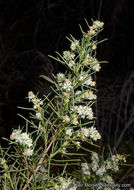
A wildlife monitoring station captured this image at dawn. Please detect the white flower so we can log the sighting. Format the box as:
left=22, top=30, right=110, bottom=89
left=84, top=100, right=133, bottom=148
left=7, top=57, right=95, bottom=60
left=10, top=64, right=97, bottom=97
left=91, top=161, right=99, bottom=172
left=62, top=148, right=66, bottom=154
left=105, top=154, right=126, bottom=172
left=111, top=154, right=126, bottom=163
left=79, top=73, right=85, bottom=81
left=89, top=126, right=101, bottom=141
left=105, top=160, right=119, bottom=171
left=70, top=40, right=79, bottom=50
left=23, top=148, right=33, bottom=156
left=66, top=129, right=73, bottom=137
left=105, top=160, right=113, bottom=170
left=81, top=162, right=89, bottom=170
left=20, top=133, right=33, bottom=147
left=81, top=127, right=101, bottom=140
left=36, top=112, right=42, bottom=119
left=81, top=127, right=90, bottom=137
left=63, top=51, right=70, bottom=60
left=40, top=100, right=43, bottom=106
left=96, top=165, right=106, bottom=176
left=83, top=55, right=100, bottom=73
left=83, top=90, right=96, bottom=100
left=77, top=105, right=93, bottom=120
left=25, top=138, right=33, bottom=148
left=68, top=60, right=75, bottom=67
left=72, top=116, right=79, bottom=125
left=75, top=141, right=81, bottom=147
left=87, top=21, right=104, bottom=37
left=77, top=105, right=86, bottom=118
left=61, top=182, right=70, bottom=190
left=63, top=51, right=75, bottom=60
left=92, top=63, right=101, bottom=72
left=10, top=129, right=33, bottom=149
left=69, top=187, right=77, bottom=190
left=28, top=91, right=36, bottom=100
left=75, top=90, right=81, bottom=95
left=83, top=54, right=93, bottom=65
left=75, top=90, right=96, bottom=101
left=88, top=28, right=96, bottom=36
left=58, top=177, right=76, bottom=190
left=92, top=44, right=97, bottom=50
left=93, top=20, right=104, bottom=29
left=91, top=152, right=99, bottom=162
left=10, top=129, right=22, bottom=140
left=102, top=175, right=114, bottom=183
left=83, top=170, right=91, bottom=176
left=87, top=90, right=96, bottom=100
left=63, top=115, right=70, bottom=123
left=20, top=132, right=29, bottom=140
left=86, top=76, right=96, bottom=86
left=81, top=163, right=90, bottom=176
left=57, top=73, right=65, bottom=82
left=28, top=91, right=43, bottom=109
left=62, top=79, right=73, bottom=92
left=79, top=72, right=96, bottom=86
left=85, top=90, right=97, bottom=100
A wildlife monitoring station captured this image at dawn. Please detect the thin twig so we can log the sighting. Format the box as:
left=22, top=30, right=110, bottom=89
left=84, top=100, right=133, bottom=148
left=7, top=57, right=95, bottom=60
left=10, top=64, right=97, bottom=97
left=119, top=166, right=134, bottom=183
left=22, top=130, right=58, bottom=190
left=50, top=163, right=80, bottom=166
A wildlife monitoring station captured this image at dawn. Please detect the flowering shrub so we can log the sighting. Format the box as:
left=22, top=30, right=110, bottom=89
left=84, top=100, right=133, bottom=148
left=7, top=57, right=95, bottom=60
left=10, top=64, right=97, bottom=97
left=0, top=20, right=126, bottom=190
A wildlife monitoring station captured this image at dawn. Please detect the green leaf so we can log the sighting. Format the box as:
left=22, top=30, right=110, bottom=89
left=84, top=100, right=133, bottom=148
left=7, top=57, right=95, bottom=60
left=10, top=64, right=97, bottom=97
left=40, top=75, right=55, bottom=84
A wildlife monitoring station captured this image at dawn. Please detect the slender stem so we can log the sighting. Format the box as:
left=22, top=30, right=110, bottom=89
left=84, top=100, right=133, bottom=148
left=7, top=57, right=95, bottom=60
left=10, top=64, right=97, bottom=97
left=22, top=130, right=57, bottom=190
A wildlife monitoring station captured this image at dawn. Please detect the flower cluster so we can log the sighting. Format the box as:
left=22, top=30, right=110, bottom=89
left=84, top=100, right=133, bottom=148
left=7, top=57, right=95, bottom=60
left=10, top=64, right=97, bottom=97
left=63, top=51, right=76, bottom=68
left=57, top=73, right=73, bottom=92
left=79, top=72, right=96, bottom=87
left=105, top=154, right=126, bottom=171
left=75, top=90, right=97, bottom=101
left=0, top=158, right=8, bottom=170
left=28, top=91, right=43, bottom=109
left=53, top=177, right=77, bottom=190
left=81, top=152, right=126, bottom=184
left=81, top=163, right=91, bottom=176
left=76, top=105, right=94, bottom=120
left=10, top=129, right=33, bottom=156
left=28, top=91, right=43, bottom=119
left=63, top=124, right=101, bottom=142
left=90, top=152, right=99, bottom=172
left=80, top=126, right=101, bottom=141
left=65, top=128, right=73, bottom=137
left=55, top=20, right=103, bottom=144
left=82, top=55, right=101, bottom=72
left=88, top=20, right=104, bottom=36
left=62, top=115, right=70, bottom=123
left=70, top=39, right=79, bottom=51
left=63, top=51, right=75, bottom=61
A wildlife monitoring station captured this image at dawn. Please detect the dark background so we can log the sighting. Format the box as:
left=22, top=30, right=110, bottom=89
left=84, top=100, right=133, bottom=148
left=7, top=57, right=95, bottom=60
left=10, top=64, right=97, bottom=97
left=0, top=0, right=134, bottom=183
